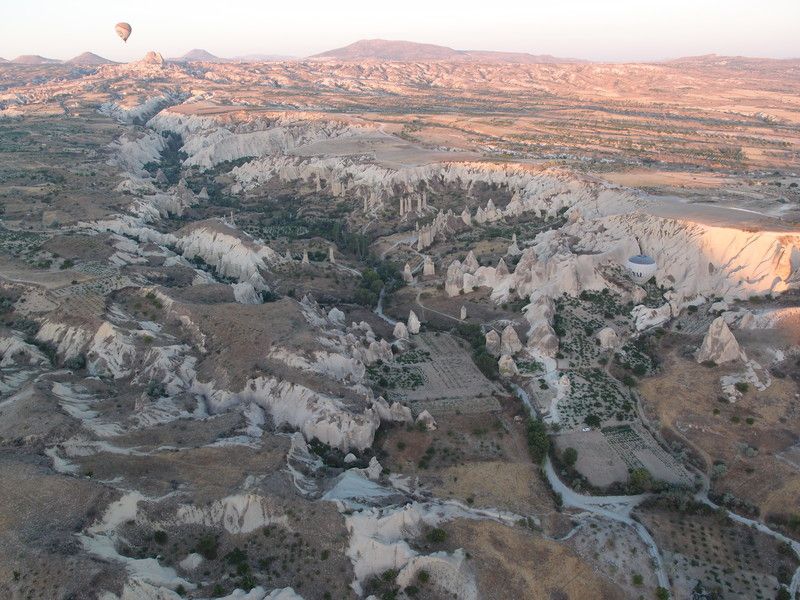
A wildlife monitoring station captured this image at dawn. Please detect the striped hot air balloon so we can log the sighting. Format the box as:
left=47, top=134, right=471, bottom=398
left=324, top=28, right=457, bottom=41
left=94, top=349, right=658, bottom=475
left=115, top=22, right=132, bottom=43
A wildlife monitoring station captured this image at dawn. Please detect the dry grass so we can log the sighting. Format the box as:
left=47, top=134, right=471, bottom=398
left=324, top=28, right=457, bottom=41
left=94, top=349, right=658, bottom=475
left=639, top=341, right=800, bottom=514
left=446, top=519, right=626, bottom=600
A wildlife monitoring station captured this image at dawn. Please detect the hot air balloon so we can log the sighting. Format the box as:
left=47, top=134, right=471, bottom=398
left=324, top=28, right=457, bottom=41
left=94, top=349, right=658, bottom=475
left=115, top=22, right=132, bottom=43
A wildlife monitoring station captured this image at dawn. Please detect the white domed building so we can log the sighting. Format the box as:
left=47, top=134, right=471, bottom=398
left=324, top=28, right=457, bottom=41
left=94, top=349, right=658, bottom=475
left=625, top=254, right=657, bottom=283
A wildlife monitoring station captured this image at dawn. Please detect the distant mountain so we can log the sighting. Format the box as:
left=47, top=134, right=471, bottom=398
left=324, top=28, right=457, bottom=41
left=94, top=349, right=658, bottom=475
left=66, top=52, right=114, bottom=65
left=310, top=39, right=583, bottom=63
left=171, top=49, right=228, bottom=63
left=11, top=55, right=61, bottom=65
left=666, top=53, right=800, bottom=67
left=0, top=57, right=8, bottom=63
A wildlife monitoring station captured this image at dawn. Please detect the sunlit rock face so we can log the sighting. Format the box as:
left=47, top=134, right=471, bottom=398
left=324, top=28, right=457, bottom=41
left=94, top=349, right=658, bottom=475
left=176, top=221, right=281, bottom=291
left=696, top=317, right=746, bottom=365
left=407, top=310, right=421, bottom=334
left=498, top=354, right=518, bottom=376
left=393, top=321, right=409, bottom=340
left=596, top=327, right=619, bottom=350
left=485, top=330, right=501, bottom=356
left=500, top=325, right=523, bottom=356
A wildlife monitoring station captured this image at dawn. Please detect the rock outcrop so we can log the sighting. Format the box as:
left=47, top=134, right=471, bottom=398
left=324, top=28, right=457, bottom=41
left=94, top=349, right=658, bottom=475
left=631, top=303, right=672, bottom=331
left=445, top=260, right=464, bottom=297
left=175, top=221, right=282, bottom=291
left=407, top=311, right=421, bottom=335
left=402, top=263, right=413, bottom=283
left=416, top=410, right=437, bottom=431
left=485, top=330, right=501, bottom=356
left=498, top=354, right=518, bottom=376
left=696, top=317, right=746, bottom=365
left=393, top=322, right=409, bottom=340
left=422, top=256, right=435, bottom=276
left=596, top=327, right=619, bottom=350
left=500, top=325, right=523, bottom=356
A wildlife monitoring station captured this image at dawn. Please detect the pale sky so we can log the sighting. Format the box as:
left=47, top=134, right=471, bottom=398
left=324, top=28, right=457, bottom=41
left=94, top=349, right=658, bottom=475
left=1, top=0, right=798, bottom=62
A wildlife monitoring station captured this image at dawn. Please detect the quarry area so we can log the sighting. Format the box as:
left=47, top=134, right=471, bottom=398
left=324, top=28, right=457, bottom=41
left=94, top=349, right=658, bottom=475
left=1, top=50, right=800, bottom=600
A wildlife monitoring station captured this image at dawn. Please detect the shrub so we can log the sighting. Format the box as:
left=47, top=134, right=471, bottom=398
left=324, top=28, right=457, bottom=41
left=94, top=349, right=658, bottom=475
left=64, top=353, right=86, bottom=370
left=196, top=535, right=218, bottom=560
left=628, top=468, right=653, bottom=493
left=147, top=380, right=167, bottom=398
left=562, top=447, right=578, bottom=468
left=426, top=528, right=447, bottom=543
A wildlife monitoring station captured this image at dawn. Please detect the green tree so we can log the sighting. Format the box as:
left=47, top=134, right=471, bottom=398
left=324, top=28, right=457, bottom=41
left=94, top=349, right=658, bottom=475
left=584, top=414, right=601, bottom=428
left=562, top=447, right=578, bottom=468
left=629, top=468, right=653, bottom=493
left=526, top=418, right=550, bottom=464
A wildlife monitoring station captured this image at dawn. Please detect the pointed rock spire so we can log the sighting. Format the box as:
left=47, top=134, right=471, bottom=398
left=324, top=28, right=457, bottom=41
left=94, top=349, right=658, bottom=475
left=393, top=321, right=409, bottom=340
left=407, top=310, right=421, bottom=335
left=423, top=256, right=435, bottom=277
left=485, top=330, right=501, bottom=356
left=402, top=262, right=413, bottom=283
left=496, top=257, right=510, bottom=278
left=464, top=250, right=479, bottom=273
left=500, top=324, right=522, bottom=355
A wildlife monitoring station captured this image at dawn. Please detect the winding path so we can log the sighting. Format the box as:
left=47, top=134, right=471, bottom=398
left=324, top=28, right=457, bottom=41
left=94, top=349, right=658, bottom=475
left=543, top=457, right=671, bottom=589
left=513, top=384, right=800, bottom=596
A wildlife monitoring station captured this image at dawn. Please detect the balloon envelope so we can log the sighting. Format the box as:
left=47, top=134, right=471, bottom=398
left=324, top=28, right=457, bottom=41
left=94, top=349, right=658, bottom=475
left=115, top=22, right=132, bottom=42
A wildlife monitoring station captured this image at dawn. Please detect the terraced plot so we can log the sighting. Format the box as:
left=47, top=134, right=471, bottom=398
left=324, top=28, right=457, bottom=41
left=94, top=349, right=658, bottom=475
left=392, top=332, right=500, bottom=416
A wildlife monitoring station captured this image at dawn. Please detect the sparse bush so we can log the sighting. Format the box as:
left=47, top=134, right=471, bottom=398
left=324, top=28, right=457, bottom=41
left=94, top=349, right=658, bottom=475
left=64, top=353, right=86, bottom=371
left=426, top=528, right=447, bottom=543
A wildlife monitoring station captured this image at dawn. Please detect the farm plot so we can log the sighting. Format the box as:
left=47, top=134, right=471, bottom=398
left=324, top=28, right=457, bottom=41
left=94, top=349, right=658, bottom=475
left=636, top=502, right=798, bottom=600
left=603, top=424, right=692, bottom=485
left=560, top=368, right=636, bottom=429
left=389, top=332, right=500, bottom=416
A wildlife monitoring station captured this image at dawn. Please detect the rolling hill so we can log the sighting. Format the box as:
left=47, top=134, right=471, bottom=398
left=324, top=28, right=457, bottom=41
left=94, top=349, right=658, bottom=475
left=11, top=55, right=61, bottom=65
left=172, top=49, right=227, bottom=63
left=311, top=39, right=582, bottom=63
left=65, top=52, right=114, bottom=65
